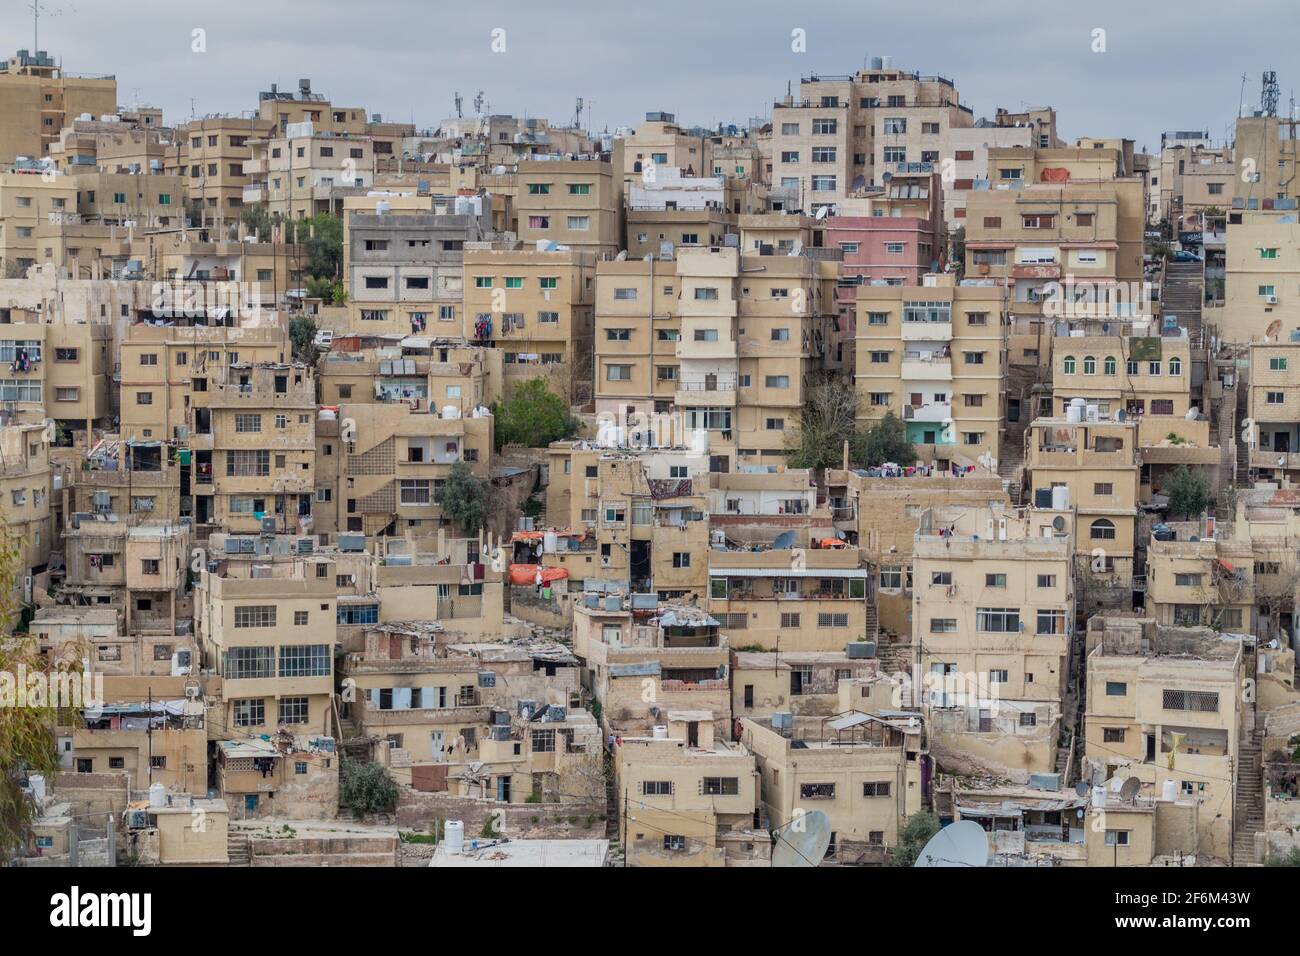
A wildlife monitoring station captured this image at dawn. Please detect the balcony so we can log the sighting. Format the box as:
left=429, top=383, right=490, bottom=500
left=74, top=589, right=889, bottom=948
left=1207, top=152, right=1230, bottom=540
left=1251, top=448, right=1300, bottom=471
left=903, top=402, right=952, bottom=423
left=901, top=320, right=952, bottom=342
left=242, top=185, right=265, bottom=204
left=676, top=379, right=737, bottom=407
left=900, top=354, right=952, bottom=381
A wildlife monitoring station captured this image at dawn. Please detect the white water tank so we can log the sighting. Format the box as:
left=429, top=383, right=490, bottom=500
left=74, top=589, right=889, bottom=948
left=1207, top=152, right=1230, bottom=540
left=445, top=819, right=465, bottom=854
left=1162, top=779, right=1178, bottom=802
left=1067, top=398, right=1085, bottom=423
left=1092, top=785, right=1106, bottom=808
left=1051, top=485, right=1069, bottom=510
left=653, top=725, right=669, bottom=739
left=29, top=774, right=46, bottom=803
left=543, top=530, right=558, bottom=553
left=1085, top=404, right=1100, bottom=422
left=442, top=405, right=460, bottom=420
left=148, top=782, right=166, bottom=808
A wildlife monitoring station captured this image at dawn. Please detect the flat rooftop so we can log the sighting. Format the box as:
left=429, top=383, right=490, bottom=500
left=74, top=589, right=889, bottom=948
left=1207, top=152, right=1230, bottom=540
left=430, top=838, right=609, bottom=867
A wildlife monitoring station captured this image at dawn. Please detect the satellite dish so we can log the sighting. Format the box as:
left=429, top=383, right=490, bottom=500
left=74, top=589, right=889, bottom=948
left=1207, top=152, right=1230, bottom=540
left=772, top=811, right=832, bottom=867
left=914, top=820, right=989, bottom=868
left=772, top=530, right=797, bottom=550
left=1119, top=777, right=1141, bottom=803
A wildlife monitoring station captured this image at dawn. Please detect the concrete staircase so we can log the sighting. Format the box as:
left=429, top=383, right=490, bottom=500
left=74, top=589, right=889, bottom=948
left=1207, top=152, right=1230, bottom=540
left=998, top=439, right=1025, bottom=506
left=226, top=830, right=251, bottom=867
left=1162, top=261, right=1204, bottom=345
left=864, top=603, right=879, bottom=643
left=1233, top=711, right=1266, bottom=866
left=604, top=750, right=624, bottom=865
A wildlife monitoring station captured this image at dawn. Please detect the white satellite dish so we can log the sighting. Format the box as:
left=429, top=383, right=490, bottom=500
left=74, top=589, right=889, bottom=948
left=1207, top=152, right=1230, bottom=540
left=771, top=810, right=832, bottom=867
left=914, top=820, right=989, bottom=868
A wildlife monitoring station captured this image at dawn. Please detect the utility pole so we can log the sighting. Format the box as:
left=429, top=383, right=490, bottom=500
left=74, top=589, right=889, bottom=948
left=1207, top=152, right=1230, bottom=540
left=147, top=686, right=153, bottom=785
left=622, top=786, right=627, bottom=867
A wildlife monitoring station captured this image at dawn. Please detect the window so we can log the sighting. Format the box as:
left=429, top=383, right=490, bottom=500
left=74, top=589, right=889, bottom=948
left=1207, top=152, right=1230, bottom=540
left=280, top=645, right=330, bottom=678
left=800, top=783, right=835, bottom=799
left=1090, top=518, right=1116, bottom=540
left=279, top=697, right=309, bottom=725
left=976, top=608, right=1020, bottom=632
left=1104, top=830, right=1131, bottom=847
left=1094, top=482, right=1113, bottom=496
left=702, top=777, right=739, bottom=795
left=235, top=414, right=261, bottom=433
left=817, top=613, right=850, bottom=628
left=1267, top=391, right=1285, bottom=405
left=606, top=365, right=632, bottom=382
left=1083, top=356, right=1097, bottom=374
left=234, top=606, right=276, bottom=628
left=771, top=328, right=790, bottom=342
left=606, top=327, right=631, bottom=341
left=693, top=287, right=719, bottom=301
left=672, top=552, right=691, bottom=569
left=988, top=669, right=1009, bottom=683
left=224, top=647, right=274, bottom=679
left=930, top=618, right=957, bottom=633
left=1021, top=214, right=1054, bottom=229
left=642, top=780, right=673, bottom=796
left=1036, top=609, right=1066, bottom=635
left=780, top=612, right=801, bottom=628
left=663, top=835, right=687, bottom=851
left=1019, top=713, right=1038, bottom=727
left=233, top=698, right=265, bottom=727
left=1162, top=690, right=1219, bottom=713
left=1105, top=681, right=1127, bottom=696
left=136, top=392, right=153, bottom=405
left=985, top=573, right=1007, bottom=587
left=1062, top=356, right=1077, bottom=374
left=227, top=449, right=269, bottom=477
left=765, top=375, right=789, bottom=389
left=1175, top=573, right=1203, bottom=587
left=1103, top=728, right=1126, bottom=743
left=862, top=782, right=891, bottom=797
left=1168, top=357, right=1182, bottom=376
left=879, top=567, right=902, bottom=590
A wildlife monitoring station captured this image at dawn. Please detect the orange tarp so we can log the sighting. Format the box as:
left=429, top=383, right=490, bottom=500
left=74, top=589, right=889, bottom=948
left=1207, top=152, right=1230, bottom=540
left=508, top=564, right=570, bottom=585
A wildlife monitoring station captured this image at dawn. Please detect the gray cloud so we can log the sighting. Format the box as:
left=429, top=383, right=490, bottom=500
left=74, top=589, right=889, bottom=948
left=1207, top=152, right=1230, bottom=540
left=22, top=0, right=1300, bottom=150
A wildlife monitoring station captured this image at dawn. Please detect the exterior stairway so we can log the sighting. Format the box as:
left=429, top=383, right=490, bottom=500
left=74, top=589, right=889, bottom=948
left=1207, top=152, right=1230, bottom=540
left=1233, top=725, right=1266, bottom=865
left=1162, top=261, right=1204, bottom=345
left=226, top=830, right=251, bottom=867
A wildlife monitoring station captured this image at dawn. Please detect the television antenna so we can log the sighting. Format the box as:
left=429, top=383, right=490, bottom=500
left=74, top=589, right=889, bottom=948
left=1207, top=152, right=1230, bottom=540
left=574, top=97, right=584, bottom=130
left=454, top=92, right=463, bottom=119
left=28, top=1, right=66, bottom=54
left=473, top=91, right=486, bottom=116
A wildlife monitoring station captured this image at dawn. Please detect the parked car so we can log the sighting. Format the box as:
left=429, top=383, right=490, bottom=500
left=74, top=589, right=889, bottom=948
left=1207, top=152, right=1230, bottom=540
left=1173, top=250, right=1202, bottom=263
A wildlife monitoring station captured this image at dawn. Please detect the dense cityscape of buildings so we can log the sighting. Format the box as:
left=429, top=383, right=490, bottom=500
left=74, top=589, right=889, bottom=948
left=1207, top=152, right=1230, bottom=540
left=2, top=40, right=1300, bottom=873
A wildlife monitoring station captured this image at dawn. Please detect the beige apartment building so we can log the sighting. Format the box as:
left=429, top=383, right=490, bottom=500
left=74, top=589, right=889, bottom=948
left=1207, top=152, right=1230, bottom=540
left=1233, top=113, right=1299, bottom=206
left=169, top=115, right=274, bottom=224
left=0, top=49, right=117, bottom=161
left=592, top=256, right=682, bottom=418
left=196, top=557, right=337, bottom=739
left=1245, top=339, right=1300, bottom=481
left=615, top=723, right=767, bottom=867
left=0, top=317, right=112, bottom=434
left=197, top=362, right=316, bottom=534
left=824, top=468, right=1008, bottom=639
left=516, top=149, right=623, bottom=256
left=1023, top=416, right=1140, bottom=582
left=572, top=598, right=731, bottom=742
left=913, top=505, right=1074, bottom=779
left=964, top=146, right=1144, bottom=322
left=0, top=417, right=52, bottom=573
left=1145, top=532, right=1254, bottom=633
left=1083, top=617, right=1243, bottom=861
left=741, top=711, right=925, bottom=861
left=317, top=335, right=502, bottom=415
left=855, top=277, right=1005, bottom=470
left=1220, top=210, right=1300, bottom=343
left=463, top=244, right=596, bottom=403
left=0, top=165, right=78, bottom=271
left=244, top=125, right=375, bottom=220
left=316, top=402, right=492, bottom=537
left=732, top=650, right=879, bottom=724
left=707, top=540, right=873, bottom=652
left=621, top=113, right=711, bottom=185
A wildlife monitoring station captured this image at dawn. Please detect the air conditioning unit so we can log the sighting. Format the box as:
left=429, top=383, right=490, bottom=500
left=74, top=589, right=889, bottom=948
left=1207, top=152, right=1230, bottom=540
left=1266, top=295, right=1279, bottom=305
left=296, top=537, right=314, bottom=554
left=260, top=516, right=277, bottom=534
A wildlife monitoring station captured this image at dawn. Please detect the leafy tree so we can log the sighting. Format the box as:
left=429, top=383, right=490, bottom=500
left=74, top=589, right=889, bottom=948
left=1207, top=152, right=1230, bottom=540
left=288, top=316, right=319, bottom=363
left=298, top=213, right=344, bottom=279
left=1265, top=848, right=1300, bottom=866
left=435, top=462, right=490, bottom=534
left=858, top=411, right=917, bottom=467
left=890, top=810, right=941, bottom=867
left=339, top=757, right=399, bottom=819
left=0, top=524, right=80, bottom=857
left=949, top=225, right=966, bottom=277
left=784, top=379, right=859, bottom=471
left=492, top=378, right=578, bottom=450
left=1165, top=465, right=1209, bottom=520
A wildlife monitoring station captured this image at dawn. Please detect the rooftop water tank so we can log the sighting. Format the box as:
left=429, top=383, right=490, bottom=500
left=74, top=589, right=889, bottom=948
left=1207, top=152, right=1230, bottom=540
left=1162, top=779, right=1178, bottom=802
left=652, top=725, right=669, bottom=739
left=1051, top=485, right=1069, bottom=510
left=149, top=782, right=166, bottom=808
left=445, top=820, right=465, bottom=854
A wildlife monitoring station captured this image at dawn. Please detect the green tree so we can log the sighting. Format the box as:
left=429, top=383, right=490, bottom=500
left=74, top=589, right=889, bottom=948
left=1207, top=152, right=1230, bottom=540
left=949, top=225, right=966, bottom=277
left=890, top=810, right=941, bottom=867
left=492, top=378, right=578, bottom=450
left=298, top=213, right=343, bottom=279
left=858, top=411, right=917, bottom=467
left=339, top=758, right=399, bottom=819
left=288, top=315, right=319, bottom=363
left=1165, top=465, right=1209, bottom=520
left=435, top=462, right=490, bottom=534
left=0, top=523, right=80, bottom=857
left=783, top=379, right=859, bottom=471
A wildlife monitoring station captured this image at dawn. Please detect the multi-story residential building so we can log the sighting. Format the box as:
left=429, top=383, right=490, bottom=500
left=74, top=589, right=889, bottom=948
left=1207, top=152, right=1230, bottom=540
left=823, top=467, right=1008, bottom=640
left=244, top=122, right=374, bottom=220
left=912, top=504, right=1074, bottom=778
left=731, top=650, right=880, bottom=724
left=625, top=167, right=731, bottom=259
left=515, top=150, right=623, bottom=257
left=614, top=721, right=767, bottom=867
left=0, top=49, right=117, bottom=161
left=0, top=309, right=112, bottom=436
left=824, top=172, right=945, bottom=295
left=316, top=402, right=492, bottom=537
left=0, top=161, right=78, bottom=270
left=1145, top=530, right=1255, bottom=633
left=463, top=244, right=596, bottom=403
left=573, top=597, right=731, bottom=741
left=196, top=556, right=337, bottom=740
left=317, top=335, right=502, bottom=415
left=741, top=710, right=926, bottom=863
left=1023, top=415, right=1140, bottom=582
left=1233, top=112, right=1299, bottom=206
left=1220, top=209, right=1300, bottom=343
left=707, top=537, right=874, bottom=652
left=621, top=113, right=711, bottom=186
left=1083, top=616, right=1243, bottom=861
left=964, top=146, right=1145, bottom=334
left=855, top=275, right=1005, bottom=469
left=344, top=195, right=492, bottom=336
left=1049, top=323, right=1218, bottom=494
left=592, top=256, right=682, bottom=419
left=0, top=416, right=52, bottom=574
left=170, top=115, right=274, bottom=224
left=1246, top=339, right=1300, bottom=481
left=198, top=361, right=316, bottom=534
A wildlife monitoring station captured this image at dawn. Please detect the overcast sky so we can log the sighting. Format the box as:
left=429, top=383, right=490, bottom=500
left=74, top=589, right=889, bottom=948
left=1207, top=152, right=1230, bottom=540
left=13, top=0, right=1300, bottom=152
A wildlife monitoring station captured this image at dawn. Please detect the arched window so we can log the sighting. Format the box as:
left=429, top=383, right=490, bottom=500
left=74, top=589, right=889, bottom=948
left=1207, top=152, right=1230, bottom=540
left=1104, top=355, right=1117, bottom=375
left=1063, top=355, right=1076, bottom=375
left=1169, top=356, right=1182, bottom=376
left=1090, top=518, right=1116, bottom=540
left=1083, top=355, right=1097, bottom=374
